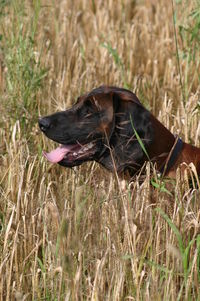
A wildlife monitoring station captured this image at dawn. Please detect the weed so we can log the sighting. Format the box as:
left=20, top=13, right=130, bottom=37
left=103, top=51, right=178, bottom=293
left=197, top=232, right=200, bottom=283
left=0, top=0, right=47, bottom=127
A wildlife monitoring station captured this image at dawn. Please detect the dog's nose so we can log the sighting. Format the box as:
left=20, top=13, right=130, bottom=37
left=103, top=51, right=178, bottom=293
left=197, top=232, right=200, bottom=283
left=38, top=117, right=51, bottom=132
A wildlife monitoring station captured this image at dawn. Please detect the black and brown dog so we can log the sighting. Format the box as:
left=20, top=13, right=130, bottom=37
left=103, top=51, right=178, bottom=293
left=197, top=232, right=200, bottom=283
left=39, top=86, right=200, bottom=179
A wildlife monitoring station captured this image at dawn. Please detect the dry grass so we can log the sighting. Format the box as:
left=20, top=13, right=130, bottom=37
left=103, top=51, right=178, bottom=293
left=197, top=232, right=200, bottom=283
left=0, top=0, right=200, bottom=300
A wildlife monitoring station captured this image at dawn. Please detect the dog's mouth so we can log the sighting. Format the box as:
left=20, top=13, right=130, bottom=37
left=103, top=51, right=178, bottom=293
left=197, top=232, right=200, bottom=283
left=43, top=142, right=96, bottom=164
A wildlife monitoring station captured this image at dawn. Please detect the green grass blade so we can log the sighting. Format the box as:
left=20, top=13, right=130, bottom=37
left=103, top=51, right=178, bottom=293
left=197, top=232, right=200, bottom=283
left=156, top=208, right=184, bottom=255
left=130, top=114, right=150, bottom=160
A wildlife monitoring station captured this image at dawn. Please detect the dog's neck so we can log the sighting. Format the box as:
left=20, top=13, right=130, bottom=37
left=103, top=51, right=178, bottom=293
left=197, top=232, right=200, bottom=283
left=166, top=143, right=200, bottom=178
left=147, top=115, right=176, bottom=170
left=147, top=115, right=200, bottom=177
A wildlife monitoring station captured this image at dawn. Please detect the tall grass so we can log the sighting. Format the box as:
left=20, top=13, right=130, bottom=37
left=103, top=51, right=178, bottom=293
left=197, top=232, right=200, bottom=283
left=0, top=0, right=200, bottom=300
left=1, top=0, right=47, bottom=127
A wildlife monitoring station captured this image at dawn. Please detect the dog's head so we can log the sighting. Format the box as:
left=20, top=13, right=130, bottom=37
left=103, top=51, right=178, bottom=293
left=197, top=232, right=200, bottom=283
left=39, top=86, right=154, bottom=174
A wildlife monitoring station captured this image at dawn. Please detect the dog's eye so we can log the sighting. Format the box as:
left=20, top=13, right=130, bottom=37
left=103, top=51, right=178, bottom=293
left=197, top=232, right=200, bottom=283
left=85, top=99, right=92, bottom=107
left=84, top=99, right=94, bottom=115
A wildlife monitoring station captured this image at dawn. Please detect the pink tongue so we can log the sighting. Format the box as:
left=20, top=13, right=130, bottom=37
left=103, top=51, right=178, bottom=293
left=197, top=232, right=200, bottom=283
left=43, top=145, right=75, bottom=163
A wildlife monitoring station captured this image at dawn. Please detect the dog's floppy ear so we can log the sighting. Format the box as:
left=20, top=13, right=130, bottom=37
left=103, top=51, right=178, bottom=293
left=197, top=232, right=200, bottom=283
left=90, top=91, right=117, bottom=141
left=98, top=87, right=154, bottom=175
left=88, top=86, right=140, bottom=141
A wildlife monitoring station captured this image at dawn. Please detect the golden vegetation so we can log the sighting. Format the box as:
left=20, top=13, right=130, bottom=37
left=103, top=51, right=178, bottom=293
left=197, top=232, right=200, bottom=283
left=0, top=0, right=200, bottom=300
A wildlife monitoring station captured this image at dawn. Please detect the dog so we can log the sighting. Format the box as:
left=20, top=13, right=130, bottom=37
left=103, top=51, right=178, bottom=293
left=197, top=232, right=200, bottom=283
left=39, top=86, right=200, bottom=179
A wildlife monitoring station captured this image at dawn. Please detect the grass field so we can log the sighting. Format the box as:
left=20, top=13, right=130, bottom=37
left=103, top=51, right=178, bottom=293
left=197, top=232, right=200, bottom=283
left=0, top=0, right=200, bottom=300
